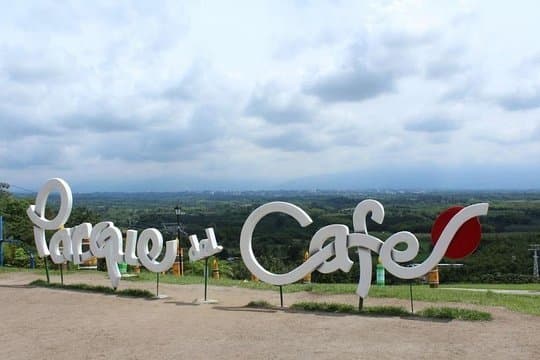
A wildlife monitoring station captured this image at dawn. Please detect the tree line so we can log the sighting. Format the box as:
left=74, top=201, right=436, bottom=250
left=1, top=185, right=539, bottom=283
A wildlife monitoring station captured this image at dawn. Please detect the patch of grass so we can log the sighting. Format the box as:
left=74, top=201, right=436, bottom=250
left=30, top=279, right=115, bottom=294
left=292, top=301, right=356, bottom=314
left=29, top=279, right=154, bottom=299
left=116, top=288, right=155, bottom=298
left=361, top=305, right=411, bottom=317
left=291, top=301, right=491, bottom=321
left=417, top=307, right=492, bottom=321
left=246, top=300, right=274, bottom=309
left=291, top=302, right=409, bottom=317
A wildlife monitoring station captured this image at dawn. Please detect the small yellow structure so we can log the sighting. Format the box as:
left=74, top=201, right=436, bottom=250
left=212, top=258, right=220, bottom=280
left=302, top=251, right=311, bottom=283
left=427, top=266, right=439, bottom=288
left=172, top=241, right=183, bottom=276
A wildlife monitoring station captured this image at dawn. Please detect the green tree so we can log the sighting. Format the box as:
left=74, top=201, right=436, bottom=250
left=0, top=182, right=10, bottom=197
left=66, top=207, right=101, bottom=227
left=0, top=185, right=34, bottom=245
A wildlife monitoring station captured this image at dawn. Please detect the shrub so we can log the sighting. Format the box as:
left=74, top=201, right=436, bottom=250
left=12, top=248, right=29, bottom=268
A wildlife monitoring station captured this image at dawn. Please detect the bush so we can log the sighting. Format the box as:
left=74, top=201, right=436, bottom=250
left=12, top=248, right=29, bottom=268
left=229, top=260, right=251, bottom=280
left=2, top=245, right=35, bottom=268
left=183, top=257, right=234, bottom=278
left=474, top=273, right=539, bottom=284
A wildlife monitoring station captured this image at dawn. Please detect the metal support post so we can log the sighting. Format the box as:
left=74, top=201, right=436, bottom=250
left=204, top=258, right=209, bottom=301
left=179, top=247, right=184, bottom=276
left=60, top=263, right=64, bottom=285
left=175, top=205, right=184, bottom=277
left=409, top=281, right=414, bottom=313
left=529, top=244, right=540, bottom=279
left=44, top=256, right=50, bottom=283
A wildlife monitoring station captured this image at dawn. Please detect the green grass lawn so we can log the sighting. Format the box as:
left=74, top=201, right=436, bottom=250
left=123, top=272, right=540, bottom=316
left=368, top=284, right=540, bottom=316
left=3, top=267, right=539, bottom=316
left=440, top=283, right=540, bottom=291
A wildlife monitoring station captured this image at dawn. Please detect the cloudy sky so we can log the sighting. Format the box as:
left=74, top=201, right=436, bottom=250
left=1, top=1, right=540, bottom=192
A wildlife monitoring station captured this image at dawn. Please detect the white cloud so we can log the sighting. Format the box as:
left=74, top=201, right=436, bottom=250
left=245, top=85, right=316, bottom=124
left=405, top=114, right=462, bottom=133
left=1, top=1, right=540, bottom=190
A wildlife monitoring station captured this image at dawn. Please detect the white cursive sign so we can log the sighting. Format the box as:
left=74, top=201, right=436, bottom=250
left=240, top=200, right=489, bottom=298
left=188, top=227, right=223, bottom=262
left=27, top=178, right=178, bottom=288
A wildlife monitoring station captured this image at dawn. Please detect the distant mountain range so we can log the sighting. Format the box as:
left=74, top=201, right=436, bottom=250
left=12, top=164, right=540, bottom=193
left=278, top=164, right=540, bottom=191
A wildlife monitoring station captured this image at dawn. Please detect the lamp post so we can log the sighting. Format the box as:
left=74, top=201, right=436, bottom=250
left=174, top=205, right=184, bottom=276
left=530, top=244, right=540, bottom=279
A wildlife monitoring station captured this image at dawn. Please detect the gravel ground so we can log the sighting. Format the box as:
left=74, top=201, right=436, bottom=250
left=1, top=271, right=539, bottom=360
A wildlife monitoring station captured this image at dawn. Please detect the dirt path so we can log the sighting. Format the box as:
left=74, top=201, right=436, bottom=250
left=443, top=287, right=540, bottom=295
left=0, top=271, right=538, bottom=359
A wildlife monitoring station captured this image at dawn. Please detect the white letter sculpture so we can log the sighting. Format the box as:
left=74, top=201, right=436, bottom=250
left=28, top=178, right=178, bottom=289
left=188, top=228, right=223, bottom=262
left=240, top=200, right=489, bottom=298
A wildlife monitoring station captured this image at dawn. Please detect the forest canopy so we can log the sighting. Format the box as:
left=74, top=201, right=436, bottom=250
left=1, top=185, right=539, bottom=283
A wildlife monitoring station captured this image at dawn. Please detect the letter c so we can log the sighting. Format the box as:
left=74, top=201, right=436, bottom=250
left=240, top=201, right=317, bottom=285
